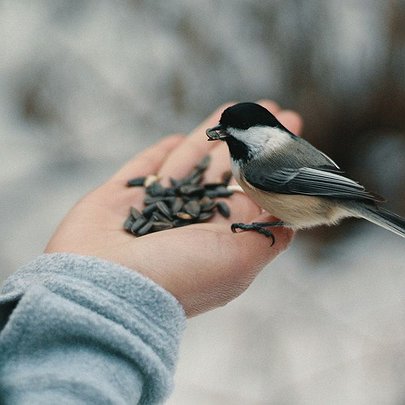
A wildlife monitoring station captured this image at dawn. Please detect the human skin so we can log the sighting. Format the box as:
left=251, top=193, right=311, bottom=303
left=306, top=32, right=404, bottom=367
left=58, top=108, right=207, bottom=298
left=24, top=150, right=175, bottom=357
left=45, top=100, right=303, bottom=317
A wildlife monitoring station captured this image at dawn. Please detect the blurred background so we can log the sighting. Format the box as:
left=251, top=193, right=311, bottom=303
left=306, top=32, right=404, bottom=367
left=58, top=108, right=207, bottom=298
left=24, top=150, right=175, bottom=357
left=1, top=1, right=405, bottom=403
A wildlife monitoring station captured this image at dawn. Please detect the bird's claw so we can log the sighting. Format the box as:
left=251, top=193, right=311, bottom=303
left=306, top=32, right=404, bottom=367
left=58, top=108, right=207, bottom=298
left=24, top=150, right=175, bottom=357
left=231, top=222, right=279, bottom=246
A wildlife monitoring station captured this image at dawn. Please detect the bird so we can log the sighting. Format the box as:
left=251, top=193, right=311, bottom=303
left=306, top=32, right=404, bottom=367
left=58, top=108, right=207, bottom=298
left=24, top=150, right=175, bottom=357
left=206, top=102, right=405, bottom=243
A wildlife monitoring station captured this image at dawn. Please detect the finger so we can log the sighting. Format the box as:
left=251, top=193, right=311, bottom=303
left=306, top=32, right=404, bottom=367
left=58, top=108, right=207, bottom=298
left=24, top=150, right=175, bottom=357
left=110, top=134, right=185, bottom=183
left=158, top=102, right=234, bottom=184
left=276, top=110, right=303, bottom=135
left=257, top=100, right=303, bottom=134
left=199, top=211, right=295, bottom=283
left=203, top=142, right=231, bottom=183
left=257, top=99, right=281, bottom=114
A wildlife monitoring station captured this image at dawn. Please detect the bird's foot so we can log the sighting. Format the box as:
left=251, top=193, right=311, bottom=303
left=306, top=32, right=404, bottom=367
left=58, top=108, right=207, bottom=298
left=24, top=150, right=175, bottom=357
left=231, top=221, right=285, bottom=246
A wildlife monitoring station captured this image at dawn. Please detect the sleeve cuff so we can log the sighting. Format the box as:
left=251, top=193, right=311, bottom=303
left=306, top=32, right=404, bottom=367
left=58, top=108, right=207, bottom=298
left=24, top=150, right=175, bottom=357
left=0, top=253, right=186, bottom=404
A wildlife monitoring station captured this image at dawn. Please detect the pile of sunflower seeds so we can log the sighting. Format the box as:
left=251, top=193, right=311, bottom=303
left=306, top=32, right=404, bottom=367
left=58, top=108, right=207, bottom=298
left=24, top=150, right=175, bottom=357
left=124, top=156, right=234, bottom=236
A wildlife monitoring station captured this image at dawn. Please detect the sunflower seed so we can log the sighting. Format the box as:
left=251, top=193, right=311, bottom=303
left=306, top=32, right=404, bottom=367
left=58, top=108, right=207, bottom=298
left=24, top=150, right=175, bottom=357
left=205, top=187, right=233, bottom=198
left=146, top=182, right=165, bottom=197
left=189, top=172, right=203, bottom=185
left=203, top=183, right=223, bottom=190
left=156, top=201, right=172, bottom=219
left=142, top=203, right=158, bottom=217
left=222, top=170, right=233, bottom=185
left=183, top=168, right=200, bottom=180
left=152, top=221, right=174, bottom=231
left=123, top=216, right=135, bottom=231
left=184, top=200, right=201, bottom=218
left=152, top=211, right=171, bottom=223
left=196, top=155, right=211, bottom=171
left=163, top=188, right=177, bottom=197
left=200, top=196, right=216, bottom=212
left=176, top=212, right=193, bottom=220
left=130, top=216, right=147, bottom=233
left=144, top=196, right=160, bottom=205
left=179, top=184, right=205, bottom=197
left=144, top=174, right=160, bottom=188
left=170, top=177, right=182, bottom=188
left=173, top=218, right=193, bottom=227
left=124, top=154, right=234, bottom=236
left=127, top=176, right=146, bottom=187
left=137, top=219, right=154, bottom=236
left=226, top=185, right=244, bottom=193
left=198, top=211, right=215, bottom=221
left=171, top=197, right=183, bottom=214
left=217, top=201, right=231, bottom=218
left=144, top=195, right=175, bottom=205
left=130, top=206, right=142, bottom=219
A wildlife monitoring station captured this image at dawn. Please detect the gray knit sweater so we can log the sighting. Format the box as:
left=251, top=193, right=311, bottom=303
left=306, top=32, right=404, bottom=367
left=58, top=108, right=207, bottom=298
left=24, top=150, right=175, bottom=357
left=0, top=253, right=186, bottom=404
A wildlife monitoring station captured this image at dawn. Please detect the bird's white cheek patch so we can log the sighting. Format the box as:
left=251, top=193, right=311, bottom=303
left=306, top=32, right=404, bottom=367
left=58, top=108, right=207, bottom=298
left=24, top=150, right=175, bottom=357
left=230, top=126, right=291, bottom=155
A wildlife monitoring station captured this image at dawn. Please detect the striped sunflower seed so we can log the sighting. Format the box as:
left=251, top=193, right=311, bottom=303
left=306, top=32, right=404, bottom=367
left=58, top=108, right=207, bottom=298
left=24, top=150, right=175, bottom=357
left=171, top=197, right=183, bottom=214
left=184, top=200, right=201, bottom=218
left=200, top=197, right=216, bottom=212
left=137, top=219, right=154, bottom=236
left=216, top=201, right=231, bottom=218
left=130, top=216, right=147, bottom=233
left=123, top=216, right=134, bottom=231
left=152, top=221, right=174, bottom=231
left=142, top=203, right=158, bottom=217
left=156, top=201, right=172, bottom=219
left=127, top=176, right=146, bottom=187
left=130, top=206, right=142, bottom=219
left=176, top=212, right=193, bottom=220
left=198, top=211, right=215, bottom=221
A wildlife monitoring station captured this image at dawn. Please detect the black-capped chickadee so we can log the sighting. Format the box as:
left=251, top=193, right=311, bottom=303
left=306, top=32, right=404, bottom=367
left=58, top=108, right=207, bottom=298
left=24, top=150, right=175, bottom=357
left=206, top=102, right=405, bottom=242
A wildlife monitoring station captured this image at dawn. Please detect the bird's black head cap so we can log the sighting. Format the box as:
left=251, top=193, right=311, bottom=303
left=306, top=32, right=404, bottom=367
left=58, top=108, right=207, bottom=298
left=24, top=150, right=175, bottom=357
left=219, top=102, right=282, bottom=130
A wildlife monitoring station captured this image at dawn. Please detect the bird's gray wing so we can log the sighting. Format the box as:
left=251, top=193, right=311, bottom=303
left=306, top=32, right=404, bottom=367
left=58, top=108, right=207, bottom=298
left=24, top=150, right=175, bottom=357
left=244, top=166, right=384, bottom=202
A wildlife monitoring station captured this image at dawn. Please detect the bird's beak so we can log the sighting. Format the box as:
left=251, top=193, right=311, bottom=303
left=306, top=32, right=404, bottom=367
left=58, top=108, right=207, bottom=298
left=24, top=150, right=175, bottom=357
left=206, top=125, right=228, bottom=141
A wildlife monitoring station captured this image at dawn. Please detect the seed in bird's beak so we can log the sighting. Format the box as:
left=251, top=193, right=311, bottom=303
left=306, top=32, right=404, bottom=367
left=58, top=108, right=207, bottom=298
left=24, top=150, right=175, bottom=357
left=206, top=125, right=223, bottom=141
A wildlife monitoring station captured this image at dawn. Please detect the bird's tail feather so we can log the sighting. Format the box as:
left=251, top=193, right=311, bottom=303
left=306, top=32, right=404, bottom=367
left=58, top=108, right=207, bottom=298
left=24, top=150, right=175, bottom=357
left=352, top=205, right=405, bottom=238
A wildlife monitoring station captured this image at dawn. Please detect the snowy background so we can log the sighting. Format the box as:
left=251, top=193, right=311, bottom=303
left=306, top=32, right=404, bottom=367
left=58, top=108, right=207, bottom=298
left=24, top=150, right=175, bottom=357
left=1, top=1, right=405, bottom=404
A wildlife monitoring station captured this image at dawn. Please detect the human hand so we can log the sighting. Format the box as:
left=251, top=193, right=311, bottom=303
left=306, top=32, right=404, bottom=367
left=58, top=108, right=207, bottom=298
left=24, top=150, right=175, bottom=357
left=45, top=100, right=303, bottom=317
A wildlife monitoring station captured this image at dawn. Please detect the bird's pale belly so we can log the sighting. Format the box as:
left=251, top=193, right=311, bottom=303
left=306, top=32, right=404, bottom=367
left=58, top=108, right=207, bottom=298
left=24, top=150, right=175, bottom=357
left=238, top=177, right=350, bottom=229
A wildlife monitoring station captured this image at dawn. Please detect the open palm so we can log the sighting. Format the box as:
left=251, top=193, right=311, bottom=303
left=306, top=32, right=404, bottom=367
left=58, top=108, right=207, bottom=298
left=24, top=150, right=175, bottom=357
left=45, top=100, right=302, bottom=316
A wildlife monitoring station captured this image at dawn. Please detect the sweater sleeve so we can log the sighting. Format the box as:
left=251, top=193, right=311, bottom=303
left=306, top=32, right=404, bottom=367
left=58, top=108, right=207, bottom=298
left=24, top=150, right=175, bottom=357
left=0, top=253, right=186, bottom=405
